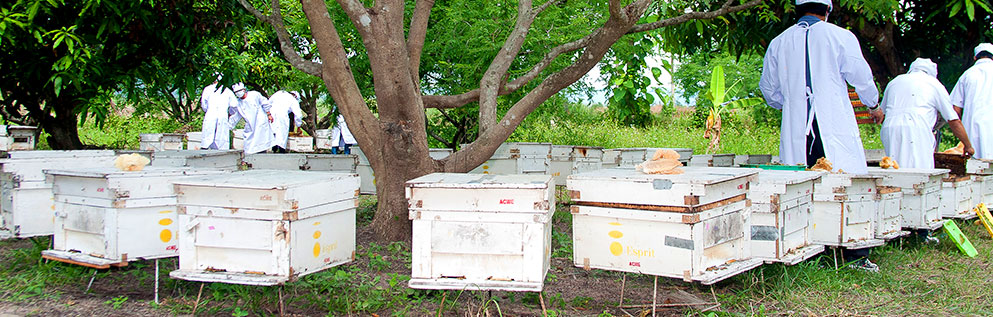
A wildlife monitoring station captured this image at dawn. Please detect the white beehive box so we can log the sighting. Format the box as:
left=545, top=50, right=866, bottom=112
left=287, top=136, right=314, bottom=152
left=616, top=148, right=692, bottom=167
left=406, top=173, right=554, bottom=292
left=972, top=174, right=993, bottom=207
left=232, top=129, right=245, bottom=150
left=2, top=126, right=38, bottom=151
left=568, top=167, right=761, bottom=284
left=601, top=149, right=619, bottom=169
left=1, top=151, right=118, bottom=239
left=940, top=176, right=975, bottom=219
left=748, top=170, right=825, bottom=265
left=151, top=150, right=242, bottom=170
left=429, top=148, right=453, bottom=160
left=549, top=146, right=603, bottom=186
left=811, top=173, right=884, bottom=249
left=734, top=154, right=773, bottom=166
left=40, top=167, right=228, bottom=268
left=469, top=143, right=552, bottom=175
left=170, top=170, right=359, bottom=286
left=875, top=186, right=908, bottom=240
left=185, top=132, right=203, bottom=150
left=139, top=133, right=184, bottom=151
left=351, top=146, right=375, bottom=194
left=867, top=167, right=947, bottom=230
left=689, top=154, right=735, bottom=167
left=244, top=153, right=358, bottom=172
left=314, top=129, right=333, bottom=150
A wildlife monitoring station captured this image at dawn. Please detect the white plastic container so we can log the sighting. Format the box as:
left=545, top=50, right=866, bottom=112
left=244, top=153, right=358, bottom=172
left=875, top=186, right=908, bottom=240
left=689, top=154, right=735, bottom=167
left=139, top=133, right=184, bottom=152
left=867, top=167, right=947, bottom=230
left=150, top=150, right=243, bottom=170
left=469, top=142, right=552, bottom=175
left=170, top=170, right=359, bottom=286
left=1, top=151, right=118, bottom=239
left=287, top=136, right=314, bottom=152
left=40, top=167, right=228, bottom=268
left=748, top=170, right=825, bottom=265
left=549, top=146, right=603, bottom=186
left=941, top=175, right=975, bottom=219
left=568, top=167, right=761, bottom=284
left=811, top=173, right=884, bottom=249
left=185, top=132, right=203, bottom=150
left=406, top=173, right=554, bottom=291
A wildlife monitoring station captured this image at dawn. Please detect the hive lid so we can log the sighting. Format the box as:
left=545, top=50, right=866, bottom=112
left=173, top=170, right=356, bottom=190
left=568, top=167, right=756, bottom=185
left=153, top=150, right=242, bottom=159
left=866, top=167, right=950, bottom=177
left=753, top=169, right=825, bottom=185
left=407, top=173, right=552, bottom=189
left=45, top=166, right=227, bottom=178
left=6, top=150, right=117, bottom=159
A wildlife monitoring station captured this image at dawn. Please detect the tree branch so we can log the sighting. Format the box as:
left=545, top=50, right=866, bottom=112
left=237, top=0, right=322, bottom=76
left=406, top=0, right=435, bottom=86
left=422, top=0, right=762, bottom=110
left=478, top=0, right=536, bottom=135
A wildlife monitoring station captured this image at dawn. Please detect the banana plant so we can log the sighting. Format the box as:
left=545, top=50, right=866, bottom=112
left=703, top=65, right=765, bottom=153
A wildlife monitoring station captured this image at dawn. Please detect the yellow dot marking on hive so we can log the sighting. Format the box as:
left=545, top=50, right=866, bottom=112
left=313, top=231, right=322, bottom=239
left=608, top=222, right=622, bottom=226
left=608, top=230, right=623, bottom=239
left=158, top=218, right=173, bottom=226
left=609, top=242, right=623, bottom=256
left=313, top=222, right=321, bottom=226
left=313, top=242, right=321, bottom=257
left=160, top=229, right=172, bottom=243
left=158, top=210, right=172, bottom=214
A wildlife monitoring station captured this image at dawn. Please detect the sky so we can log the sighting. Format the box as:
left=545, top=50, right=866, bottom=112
left=578, top=53, right=681, bottom=106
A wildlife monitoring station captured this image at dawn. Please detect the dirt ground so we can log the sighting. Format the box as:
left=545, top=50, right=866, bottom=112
left=0, top=223, right=728, bottom=316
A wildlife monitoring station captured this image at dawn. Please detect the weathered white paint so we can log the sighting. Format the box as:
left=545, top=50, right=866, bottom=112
left=139, top=133, right=185, bottom=152
left=748, top=170, right=825, bottom=264
left=185, top=132, right=203, bottom=150
left=548, top=146, right=603, bottom=186
left=244, top=153, right=358, bottom=172
left=287, top=136, right=314, bottom=152
left=867, top=167, right=947, bottom=230
left=468, top=143, right=553, bottom=176
left=972, top=174, right=993, bottom=207
left=568, top=167, right=757, bottom=207
left=941, top=176, right=976, bottom=219
left=170, top=170, right=359, bottom=286
left=875, top=187, right=908, bottom=240
left=4, top=126, right=37, bottom=151
left=689, top=154, right=736, bottom=167
left=810, top=174, right=884, bottom=249
left=406, top=173, right=554, bottom=291
left=150, top=150, right=243, bottom=170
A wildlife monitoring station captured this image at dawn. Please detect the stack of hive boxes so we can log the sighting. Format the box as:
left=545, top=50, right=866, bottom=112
left=406, top=173, right=555, bottom=291
left=244, top=153, right=358, bottom=172
left=548, top=145, right=603, bottom=186
left=875, top=186, right=908, bottom=240
left=150, top=150, right=242, bottom=170
left=170, top=170, right=359, bottom=285
left=139, top=133, right=184, bottom=151
left=810, top=173, right=885, bottom=249
left=868, top=167, right=948, bottom=231
left=747, top=170, right=825, bottom=264
left=568, top=167, right=761, bottom=284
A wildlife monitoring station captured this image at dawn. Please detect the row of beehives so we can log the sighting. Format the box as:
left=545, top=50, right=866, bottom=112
left=0, top=149, right=362, bottom=285
left=408, top=160, right=993, bottom=290
left=141, top=128, right=371, bottom=153
left=0, top=125, right=38, bottom=152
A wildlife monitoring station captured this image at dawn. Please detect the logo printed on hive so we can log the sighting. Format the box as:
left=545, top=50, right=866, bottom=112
left=607, top=222, right=656, bottom=259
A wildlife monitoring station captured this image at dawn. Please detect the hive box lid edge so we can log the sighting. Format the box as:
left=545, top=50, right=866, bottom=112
left=45, top=166, right=229, bottom=178
left=406, top=173, right=552, bottom=189
left=754, top=169, right=825, bottom=185
left=172, top=170, right=359, bottom=190
left=568, top=167, right=757, bottom=185
left=866, top=167, right=950, bottom=176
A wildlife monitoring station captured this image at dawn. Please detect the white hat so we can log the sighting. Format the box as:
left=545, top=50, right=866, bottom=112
left=975, top=43, right=993, bottom=57
left=796, top=0, right=832, bottom=10
left=908, top=58, right=938, bottom=78
left=232, top=82, right=246, bottom=92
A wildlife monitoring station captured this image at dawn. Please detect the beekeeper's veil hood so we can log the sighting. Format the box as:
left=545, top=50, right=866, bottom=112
left=975, top=43, right=993, bottom=58
left=796, top=0, right=832, bottom=11
left=908, top=58, right=938, bottom=78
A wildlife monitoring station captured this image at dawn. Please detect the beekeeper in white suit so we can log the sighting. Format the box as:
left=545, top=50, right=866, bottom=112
left=330, top=109, right=356, bottom=154
left=198, top=76, right=238, bottom=149
left=950, top=43, right=993, bottom=159
left=879, top=58, right=974, bottom=168
left=229, top=83, right=275, bottom=154
left=759, top=0, right=879, bottom=175
left=268, top=90, right=305, bottom=153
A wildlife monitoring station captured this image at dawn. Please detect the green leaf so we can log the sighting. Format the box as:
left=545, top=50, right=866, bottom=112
left=623, top=80, right=634, bottom=89
left=695, top=20, right=704, bottom=34
left=651, top=67, right=663, bottom=81
left=966, top=0, right=976, bottom=21
left=950, top=2, right=963, bottom=17
left=53, top=76, right=62, bottom=97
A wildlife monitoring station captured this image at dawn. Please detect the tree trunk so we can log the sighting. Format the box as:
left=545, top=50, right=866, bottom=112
left=38, top=102, right=84, bottom=150
left=366, top=121, right=438, bottom=242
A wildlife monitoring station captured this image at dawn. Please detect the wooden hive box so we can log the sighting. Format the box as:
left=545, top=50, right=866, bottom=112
left=40, top=167, right=229, bottom=268
left=244, top=153, right=358, bottom=173
left=748, top=170, right=825, bottom=265
left=601, top=149, right=620, bottom=169
left=568, top=167, right=761, bottom=285
left=972, top=174, right=993, bottom=207
left=139, top=133, right=184, bottom=152
left=406, top=173, right=554, bottom=292
left=469, top=143, right=552, bottom=176
left=549, top=146, right=603, bottom=186
left=232, top=129, right=245, bottom=150
left=170, top=170, right=359, bottom=286
left=350, top=146, right=375, bottom=194
left=615, top=148, right=692, bottom=167
left=150, top=150, right=243, bottom=170
left=811, top=173, right=884, bottom=249
left=1, top=151, right=118, bottom=239
left=287, top=136, right=314, bottom=152
left=314, top=129, right=333, bottom=150
left=184, top=132, right=203, bottom=150
left=875, top=186, right=909, bottom=240
left=429, top=148, right=453, bottom=160
left=6, top=126, right=38, bottom=151
left=867, top=167, right=947, bottom=230
left=689, top=154, right=735, bottom=167
left=941, top=175, right=975, bottom=219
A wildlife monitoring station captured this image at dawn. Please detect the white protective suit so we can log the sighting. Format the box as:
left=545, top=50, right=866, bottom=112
left=229, top=86, right=275, bottom=154
left=330, top=114, right=356, bottom=147
left=759, top=18, right=879, bottom=174
left=268, top=91, right=304, bottom=149
left=880, top=59, right=959, bottom=168
left=950, top=58, right=993, bottom=159
left=199, top=83, right=238, bottom=149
